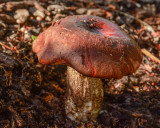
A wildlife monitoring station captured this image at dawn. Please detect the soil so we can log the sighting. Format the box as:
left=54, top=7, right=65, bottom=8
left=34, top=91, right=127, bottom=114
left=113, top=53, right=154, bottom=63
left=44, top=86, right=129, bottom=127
left=0, top=0, right=160, bottom=128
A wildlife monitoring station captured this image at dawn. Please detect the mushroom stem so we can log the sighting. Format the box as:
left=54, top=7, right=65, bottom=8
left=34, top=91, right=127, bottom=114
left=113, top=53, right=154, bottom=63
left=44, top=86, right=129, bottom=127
left=65, top=66, right=104, bottom=122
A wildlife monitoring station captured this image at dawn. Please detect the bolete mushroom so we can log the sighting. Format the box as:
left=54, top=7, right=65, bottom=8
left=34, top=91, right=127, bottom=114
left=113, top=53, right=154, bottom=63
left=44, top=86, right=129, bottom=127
left=32, top=15, right=142, bottom=122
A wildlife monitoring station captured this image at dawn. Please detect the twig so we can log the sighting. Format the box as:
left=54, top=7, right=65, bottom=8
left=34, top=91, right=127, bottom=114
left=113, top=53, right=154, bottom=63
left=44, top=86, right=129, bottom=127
left=0, top=14, right=16, bottom=24
left=33, top=1, right=50, bottom=15
left=141, top=48, right=160, bottom=64
left=4, top=1, right=33, bottom=11
left=115, top=11, right=159, bottom=43
left=51, top=83, right=64, bottom=93
left=8, top=106, right=25, bottom=127
left=117, top=11, right=154, bottom=33
left=106, top=103, right=131, bottom=115
left=94, top=3, right=159, bottom=43
left=0, top=52, right=20, bottom=68
left=0, top=65, right=12, bottom=86
left=3, top=1, right=50, bottom=15
left=106, top=103, right=153, bottom=120
left=0, top=41, right=17, bottom=52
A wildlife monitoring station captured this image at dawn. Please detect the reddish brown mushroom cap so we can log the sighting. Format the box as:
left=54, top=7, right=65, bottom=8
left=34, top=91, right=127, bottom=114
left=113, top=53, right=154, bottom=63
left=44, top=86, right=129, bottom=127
left=32, top=15, right=142, bottom=79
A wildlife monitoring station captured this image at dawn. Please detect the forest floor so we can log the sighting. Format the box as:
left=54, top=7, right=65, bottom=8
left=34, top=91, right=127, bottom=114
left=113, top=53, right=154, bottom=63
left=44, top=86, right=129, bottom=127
left=0, top=0, right=160, bottom=127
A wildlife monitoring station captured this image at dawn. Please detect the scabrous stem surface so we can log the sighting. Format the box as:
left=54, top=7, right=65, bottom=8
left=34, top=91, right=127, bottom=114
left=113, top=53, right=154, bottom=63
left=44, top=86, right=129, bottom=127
left=66, top=66, right=104, bottom=122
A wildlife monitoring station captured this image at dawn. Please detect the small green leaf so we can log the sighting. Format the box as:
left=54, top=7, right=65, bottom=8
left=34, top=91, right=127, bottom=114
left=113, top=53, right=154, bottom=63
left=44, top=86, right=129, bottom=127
left=32, top=35, right=37, bottom=41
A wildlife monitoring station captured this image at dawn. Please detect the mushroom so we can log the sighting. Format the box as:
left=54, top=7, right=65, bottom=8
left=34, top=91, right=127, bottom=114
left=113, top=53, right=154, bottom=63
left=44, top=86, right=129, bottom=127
left=32, top=15, right=142, bottom=122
